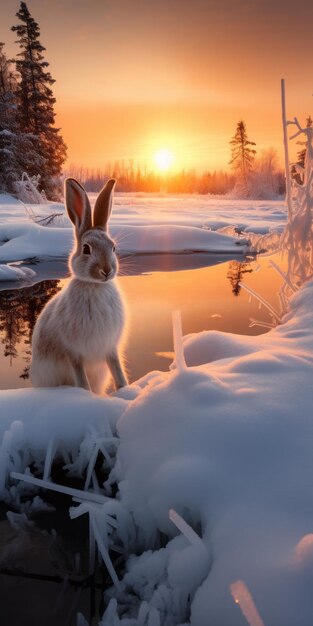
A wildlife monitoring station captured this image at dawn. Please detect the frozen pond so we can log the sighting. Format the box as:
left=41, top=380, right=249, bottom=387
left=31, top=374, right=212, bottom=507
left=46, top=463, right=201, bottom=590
left=0, top=252, right=285, bottom=390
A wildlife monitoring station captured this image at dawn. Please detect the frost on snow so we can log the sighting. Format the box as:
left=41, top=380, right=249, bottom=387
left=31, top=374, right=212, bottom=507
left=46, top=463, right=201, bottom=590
left=14, top=172, right=48, bottom=205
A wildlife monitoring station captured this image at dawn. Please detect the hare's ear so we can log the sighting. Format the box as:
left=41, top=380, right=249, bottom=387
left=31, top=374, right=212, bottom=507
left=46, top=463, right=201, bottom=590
left=93, top=178, right=116, bottom=231
left=65, top=178, right=92, bottom=237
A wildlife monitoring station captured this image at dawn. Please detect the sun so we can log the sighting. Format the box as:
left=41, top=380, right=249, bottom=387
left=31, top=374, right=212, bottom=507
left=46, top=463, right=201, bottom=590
left=154, top=149, right=174, bottom=172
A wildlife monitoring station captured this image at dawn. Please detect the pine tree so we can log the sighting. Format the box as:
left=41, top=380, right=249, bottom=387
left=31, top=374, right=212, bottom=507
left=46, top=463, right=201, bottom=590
left=229, top=120, right=256, bottom=196
left=0, top=41, right=42, bottom=193
left=12, top=2, right=67, bottom=199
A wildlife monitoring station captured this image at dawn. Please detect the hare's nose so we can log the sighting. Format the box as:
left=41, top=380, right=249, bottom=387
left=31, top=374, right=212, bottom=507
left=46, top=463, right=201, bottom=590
left=99, top=269, right=108, bottom=280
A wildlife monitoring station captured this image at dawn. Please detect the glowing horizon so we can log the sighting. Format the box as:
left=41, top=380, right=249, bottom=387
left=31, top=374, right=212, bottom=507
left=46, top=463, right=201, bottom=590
left=1, top=0, right=313, bottom=172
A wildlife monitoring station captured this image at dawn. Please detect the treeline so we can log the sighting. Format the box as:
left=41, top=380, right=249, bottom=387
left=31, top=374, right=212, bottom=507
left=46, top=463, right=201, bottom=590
left=65, top=162, right=236, bottom=195
left=65, top=156, right=285, bottom=197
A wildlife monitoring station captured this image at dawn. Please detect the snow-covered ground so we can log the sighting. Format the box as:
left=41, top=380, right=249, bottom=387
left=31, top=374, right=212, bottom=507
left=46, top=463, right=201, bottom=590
left=0, top=263, right=35, bottom=281
left=0, top=192, right=286, bottom=276
left=0, top=192, right=287, bottom=233
left=1, top=186, right=313, bottom=625
left=109, top=193, right=287, bottom=233
left=0, top=220, right=247, bottom=264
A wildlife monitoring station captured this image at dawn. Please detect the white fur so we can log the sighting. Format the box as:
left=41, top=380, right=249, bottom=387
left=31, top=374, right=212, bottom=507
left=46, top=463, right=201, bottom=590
left=30, top=179, right=128, bottom=394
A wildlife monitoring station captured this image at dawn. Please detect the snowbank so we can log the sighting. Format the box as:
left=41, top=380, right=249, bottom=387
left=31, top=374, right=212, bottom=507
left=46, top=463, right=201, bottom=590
left=0, top=221, right=245, bottom=262
left=112, top=279, right=313, bottom=626
left=0, top=192, right=286, bottom=263
left=112, top=223, right=246, bottom=255
left=0, top=263, right=35, bottom=282
left=110, top=193, right=287, bottom=234
left=0, top=222, right=73, bottom=261
left=0, top=387, right=126, bottom=493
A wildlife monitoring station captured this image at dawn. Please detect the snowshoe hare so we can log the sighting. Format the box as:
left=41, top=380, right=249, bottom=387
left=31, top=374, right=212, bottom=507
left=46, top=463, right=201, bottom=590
left=31, top=178, right=128, bottom=393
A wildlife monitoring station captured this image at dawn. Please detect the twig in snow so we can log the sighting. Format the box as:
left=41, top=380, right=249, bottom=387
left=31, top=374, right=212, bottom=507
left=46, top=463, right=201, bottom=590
left=35, top=213, right=64, bottom=225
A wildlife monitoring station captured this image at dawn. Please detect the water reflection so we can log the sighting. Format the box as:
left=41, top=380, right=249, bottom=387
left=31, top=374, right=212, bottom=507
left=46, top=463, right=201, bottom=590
left=0, top=281, right=61, bottom=382
left=0, top=255, right=288, bottom=389
left=118, top=252, right=245, bottom=275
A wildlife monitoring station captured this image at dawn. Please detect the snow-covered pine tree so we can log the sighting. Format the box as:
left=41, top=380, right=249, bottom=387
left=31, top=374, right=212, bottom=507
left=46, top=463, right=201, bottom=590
left=229, top=120, right=256, bottom=197
left=0, top=41, right=42, bottom=194
left=12, top=2, right=67, bottom=199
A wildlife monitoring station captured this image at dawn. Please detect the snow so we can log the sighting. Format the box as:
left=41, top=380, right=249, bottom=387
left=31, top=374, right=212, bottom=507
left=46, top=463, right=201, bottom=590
left=113, top=223, right=247, bottom=255
left=109, top=193, right=287, bottom=234
left=0, top=192, right=286, bottom=266
left=109, top=279, right=313, bottom=626
left=0, top=386, right=125, bottom=453
left=0, top=193, right=57, bottom=223
left=0, top=192, right=288, bottom=234
left=0, top=220, right=246, bottom=263
left=0, top=221, right=73, bottom=262
left=0, top=223, right=247, bottom=270
left=0, top=263, right=35, bottom=281
left=0, top=387, right=126, bottom=494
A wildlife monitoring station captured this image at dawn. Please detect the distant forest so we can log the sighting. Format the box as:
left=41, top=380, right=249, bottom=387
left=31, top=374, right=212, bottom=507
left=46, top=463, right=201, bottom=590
left=65, top=162, right=237, bottom=195
left=65, top=153, right=286, bottom=198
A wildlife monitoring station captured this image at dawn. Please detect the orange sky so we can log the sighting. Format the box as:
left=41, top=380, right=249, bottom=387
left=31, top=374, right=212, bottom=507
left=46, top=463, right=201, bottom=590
left=1, top=0, right=313, bottom=171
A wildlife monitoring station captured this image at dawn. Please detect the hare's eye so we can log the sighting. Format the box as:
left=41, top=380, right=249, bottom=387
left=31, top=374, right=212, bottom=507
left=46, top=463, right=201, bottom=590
left=83, top=243, right=91, bottom=255
left=112, top=245, right=116, bottom=252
